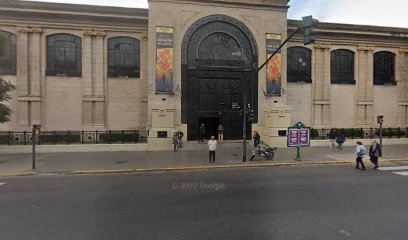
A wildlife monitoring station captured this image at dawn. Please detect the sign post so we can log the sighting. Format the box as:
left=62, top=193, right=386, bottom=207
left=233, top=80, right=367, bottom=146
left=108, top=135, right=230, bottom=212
left=377, top=115, right=384, bottom=157
left=288, top=122, right=310, bottom=161
left=32, top=124, right=41, bottom=169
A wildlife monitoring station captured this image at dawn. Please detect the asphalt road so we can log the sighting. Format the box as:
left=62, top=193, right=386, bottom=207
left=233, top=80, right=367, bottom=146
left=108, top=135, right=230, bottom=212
left=1, top=164, right=408, bottom=240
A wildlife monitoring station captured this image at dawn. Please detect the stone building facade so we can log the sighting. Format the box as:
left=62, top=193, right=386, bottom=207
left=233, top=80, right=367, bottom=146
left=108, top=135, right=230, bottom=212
left=0, top=0, right=407, bottom=149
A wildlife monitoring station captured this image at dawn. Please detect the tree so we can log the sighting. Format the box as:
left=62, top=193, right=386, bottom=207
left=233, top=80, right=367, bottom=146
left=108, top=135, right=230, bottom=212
left=0, top=77, right=15, bottom=123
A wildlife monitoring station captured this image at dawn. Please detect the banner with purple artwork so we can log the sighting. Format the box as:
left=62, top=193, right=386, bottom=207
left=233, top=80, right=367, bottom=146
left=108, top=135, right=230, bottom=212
left=156, top=27, right=174, bottom=93
left=266, top=33, right=282, bottom=95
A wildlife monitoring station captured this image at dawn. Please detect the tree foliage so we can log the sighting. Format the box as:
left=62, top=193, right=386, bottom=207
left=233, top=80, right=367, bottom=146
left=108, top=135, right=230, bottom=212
left=0, top=77, right=15, bottom=123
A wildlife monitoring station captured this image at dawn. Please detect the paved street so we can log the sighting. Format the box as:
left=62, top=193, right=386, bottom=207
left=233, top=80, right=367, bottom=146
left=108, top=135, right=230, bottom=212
left=1, top=163, right=408, bottom=240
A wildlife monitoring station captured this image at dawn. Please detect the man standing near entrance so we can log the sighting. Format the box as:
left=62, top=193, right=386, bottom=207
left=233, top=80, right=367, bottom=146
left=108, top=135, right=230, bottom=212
left=198, top=123, right=206, bottom=143
left=217, top=124, right=224, bottom=142
left=208, top=136, right=217, bottom=163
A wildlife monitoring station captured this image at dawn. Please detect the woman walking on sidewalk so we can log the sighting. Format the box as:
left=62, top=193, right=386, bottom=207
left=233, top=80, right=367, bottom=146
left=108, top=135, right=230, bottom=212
left=369, top=139, right=382, bottom=169
left=355, top=141, right=366, bottom=170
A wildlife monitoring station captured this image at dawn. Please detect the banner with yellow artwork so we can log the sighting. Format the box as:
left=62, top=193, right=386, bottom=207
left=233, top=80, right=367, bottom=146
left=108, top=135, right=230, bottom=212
left=156, top=27, right=174, bottom=93
left=266, top=33, right=282, bottom=96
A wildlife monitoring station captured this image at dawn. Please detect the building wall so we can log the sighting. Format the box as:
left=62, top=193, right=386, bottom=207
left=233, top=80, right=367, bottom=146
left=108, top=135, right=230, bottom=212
left=1, top=0, right=408, bottom=135
left=0, top=7, right=148, bottom=131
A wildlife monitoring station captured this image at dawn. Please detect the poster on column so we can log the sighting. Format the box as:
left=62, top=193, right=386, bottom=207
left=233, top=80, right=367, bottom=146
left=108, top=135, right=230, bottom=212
left=155, top=26, right=174, bottom=93
left=266, top=33, right=282, bottom=96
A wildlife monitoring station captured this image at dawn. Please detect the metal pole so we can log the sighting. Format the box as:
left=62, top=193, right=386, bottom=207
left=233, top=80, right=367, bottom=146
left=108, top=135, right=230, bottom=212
left=32, top=135, right=36, bottom=169
left=241, top=26, right=302, bottom=162
left=295, top=146, right=301, bottom=161
left=243, top=92, right=247, bottom=162
left=379, top=123, right=383, bottom=157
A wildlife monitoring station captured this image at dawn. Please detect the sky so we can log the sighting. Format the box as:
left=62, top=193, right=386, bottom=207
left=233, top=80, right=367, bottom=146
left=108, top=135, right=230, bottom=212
left=23, top=0, right=408, bottom=28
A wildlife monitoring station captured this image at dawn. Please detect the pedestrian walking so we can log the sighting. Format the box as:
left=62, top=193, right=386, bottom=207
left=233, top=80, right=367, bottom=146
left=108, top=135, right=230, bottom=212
left=336, top=131, right=346, bottom=150
left=369, top=139, right=382, bottom=169
left=176, top=129, right=184, bottom=149
left=208, top=136, right=217, bottom=163
left=217, top=124, right=224, bottom=141
left=198, top=123, right=206, bottom=143
left=355, top=141, right=366, bottom=170
left=253, top=131, right=260, bottom=148
left=328, top=128, right=337, bottom=149
left=173, top=131, right=178, bottom=152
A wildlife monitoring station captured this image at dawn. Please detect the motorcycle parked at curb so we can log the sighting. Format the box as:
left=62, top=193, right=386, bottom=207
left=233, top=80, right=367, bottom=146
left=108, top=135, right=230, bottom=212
left=250, top=145, right=277, bottom=161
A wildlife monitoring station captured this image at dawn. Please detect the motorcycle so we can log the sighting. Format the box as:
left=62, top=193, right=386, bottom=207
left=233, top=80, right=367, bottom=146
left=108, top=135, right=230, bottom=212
left=250, top=145, right=277, bottom=161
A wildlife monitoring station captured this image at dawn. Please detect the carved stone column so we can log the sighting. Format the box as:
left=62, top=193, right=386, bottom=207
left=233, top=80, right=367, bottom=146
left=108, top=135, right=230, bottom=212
left=312, top=43, right=331, bottom=127
left=356, top=45, right=374, bottom=126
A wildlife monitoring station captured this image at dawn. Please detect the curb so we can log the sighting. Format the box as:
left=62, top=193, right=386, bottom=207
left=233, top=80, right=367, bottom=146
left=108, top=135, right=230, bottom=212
left=1, top=158, right=408, bottom=177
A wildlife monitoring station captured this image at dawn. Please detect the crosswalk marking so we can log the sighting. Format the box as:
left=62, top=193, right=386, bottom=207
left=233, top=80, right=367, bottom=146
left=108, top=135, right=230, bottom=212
left=0, top=182, right=6, bottom=186
left=378, top=166, right=408, bottom=171
left=392, top=171, right=408, bottom=176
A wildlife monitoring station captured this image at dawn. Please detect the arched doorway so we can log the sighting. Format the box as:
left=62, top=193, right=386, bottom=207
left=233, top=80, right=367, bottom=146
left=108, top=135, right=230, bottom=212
left=181, top=15, right=259, bottom=140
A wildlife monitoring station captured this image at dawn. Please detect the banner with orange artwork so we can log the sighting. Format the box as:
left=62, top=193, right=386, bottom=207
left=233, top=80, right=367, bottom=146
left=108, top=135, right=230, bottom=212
left=266, top=33, right=282, bottom=95
left=156, top=27, right=174, bottom=93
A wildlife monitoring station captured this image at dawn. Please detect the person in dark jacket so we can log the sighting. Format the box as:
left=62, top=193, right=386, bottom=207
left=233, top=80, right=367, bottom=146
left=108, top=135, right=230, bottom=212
left=253, top=131, right=260, bottom=148
left=336, top=131, right=346, bottom=150
left=328, top=128, right=337, bottom=149
left=198, top=124, right=206, bottom=143
left=369, top=139, right=382, bottom=169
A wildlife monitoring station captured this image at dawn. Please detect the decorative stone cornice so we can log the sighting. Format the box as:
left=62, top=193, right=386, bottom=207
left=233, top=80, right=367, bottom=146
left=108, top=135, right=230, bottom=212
left=82, top=29, right=106, bottom=38
left=314, top=42, right=331, bottom=50
left=17, top=25, right=42, bottom=34
left=357, top=45, right=374, bottom=52
left=399, top=48, right=408, bottom=53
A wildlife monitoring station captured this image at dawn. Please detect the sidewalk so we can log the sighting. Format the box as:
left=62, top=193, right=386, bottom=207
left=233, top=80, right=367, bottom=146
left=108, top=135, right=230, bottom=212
left=1, top=142, right=408, bottom=176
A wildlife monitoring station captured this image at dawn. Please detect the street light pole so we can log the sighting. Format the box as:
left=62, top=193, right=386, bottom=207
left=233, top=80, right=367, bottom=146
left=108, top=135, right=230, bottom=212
left=241, top=26, right=304, bottom=162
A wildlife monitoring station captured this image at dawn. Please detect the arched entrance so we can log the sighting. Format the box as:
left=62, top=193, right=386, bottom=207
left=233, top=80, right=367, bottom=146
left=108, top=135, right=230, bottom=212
left=181, top=15, right=259, bottom=140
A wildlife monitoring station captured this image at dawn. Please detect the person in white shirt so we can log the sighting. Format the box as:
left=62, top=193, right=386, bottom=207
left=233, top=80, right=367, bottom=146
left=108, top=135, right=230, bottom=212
left=208, top=136, right=217, bottom=163
left=355, top=141, right=366, bottom=170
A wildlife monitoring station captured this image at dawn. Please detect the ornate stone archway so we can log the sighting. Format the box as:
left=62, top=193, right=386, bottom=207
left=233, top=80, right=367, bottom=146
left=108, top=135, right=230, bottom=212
left=181, top=15, right=259, bottom=140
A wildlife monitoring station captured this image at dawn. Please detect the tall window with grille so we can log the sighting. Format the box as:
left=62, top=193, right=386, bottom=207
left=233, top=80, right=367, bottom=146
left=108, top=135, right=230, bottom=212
left=46, top=34, right=82, bottom=76
left=108, top=37, right=140, bottom=78
left=0, top=31, right=17, bottom=75
left=374, top=51, right=396, bottom=85
left=287, top=46, right=312, bottom=83
left=331, top=49, right=355, bottom=84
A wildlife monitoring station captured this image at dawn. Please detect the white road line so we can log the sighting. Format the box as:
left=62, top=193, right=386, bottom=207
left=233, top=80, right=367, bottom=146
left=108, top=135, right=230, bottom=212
left=392, top=171, right=408, bottom=176
left=378, top=166, right=408, bottom=171
left=0, top=182, right=6, bottom=186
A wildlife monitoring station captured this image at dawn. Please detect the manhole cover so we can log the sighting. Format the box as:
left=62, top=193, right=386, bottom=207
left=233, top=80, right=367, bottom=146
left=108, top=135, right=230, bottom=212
left=115, top=160, right=128, bottom=164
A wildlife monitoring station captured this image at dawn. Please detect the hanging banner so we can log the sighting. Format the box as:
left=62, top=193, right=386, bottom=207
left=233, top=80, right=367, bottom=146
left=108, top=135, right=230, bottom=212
left=156, top=26, right=174, bottom=93
left=266, top=33, right=282, bottom=96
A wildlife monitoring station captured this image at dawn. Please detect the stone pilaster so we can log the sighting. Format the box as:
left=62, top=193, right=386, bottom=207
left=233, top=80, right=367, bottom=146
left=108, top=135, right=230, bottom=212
left=93, top=31, right=105, bottom=96
left=16, top=26, right=43, bottom=127
left=356, top=45, right=374, bottom=126
left=312, top=42, right=331, bottom=127
left=397, top=48, right=408, bottom=126
left=81, top=29, right=106, bottom=127
left=82, top=31, right=93, bottom=96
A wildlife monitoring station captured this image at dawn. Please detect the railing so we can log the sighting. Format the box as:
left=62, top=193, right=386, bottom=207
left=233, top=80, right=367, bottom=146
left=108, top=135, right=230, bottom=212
left=0, top=130, right=148, bottom=145
left=310, top=127, right=408, bottom=140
